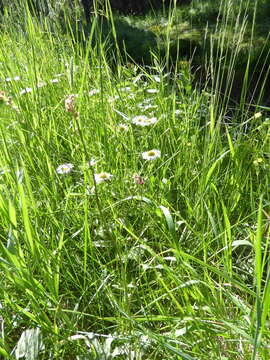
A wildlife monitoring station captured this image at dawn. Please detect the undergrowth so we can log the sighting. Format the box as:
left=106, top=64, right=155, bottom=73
left=0, top=0, right=269, bottom=359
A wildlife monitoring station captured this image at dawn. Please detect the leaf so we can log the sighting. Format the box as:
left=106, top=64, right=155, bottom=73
left=158, top=205, right=176, bottom=240
left=15, top=328, right=44, bottom=360
left=232, top=240, right=253, bottom=248
left=204, top=150, right=230, bottom=187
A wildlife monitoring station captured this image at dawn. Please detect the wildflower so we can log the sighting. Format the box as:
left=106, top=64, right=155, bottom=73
left=0, top=168, right=10, bottom=175
left=0, top=91, right=7, bottom=102
left=56, top=163, right=74, bottom=174
left=153, top=75, right=161, bottom=83
left=140, top=104, right=158, bottom=111
left=120, top=86, right=131, bottom=92
left=0, top=91, right=19, bottom=111
left=142, top=149, right=161, bottom=161
left=253, top=158, right=264, bottom=166
left=50, top=78, right=59, bottom=83
left=132, top=115, right=157, bottom=127
left=147, top=88, right=158, bottom=94
left=254, top=112, right=262, bottom=119
left=117, top=123, right=129, bottom=132
left=89, top=89, right=100, bottom=96
left=108, top=95, right=120, bottom=103
left=133, top=173, right=145, bottom=185
left=37, top=81, right=47, bottom=88
left=94, top=172, right=113, bottom=184
left=20, top=87, right=32, bottom=95
left=65, top=94, right=76, bottom=112
left=88, top=158, right=97, bottom=167
left=65, top=94, right=78, bottom=117
left=5, top=76, right=21, bottom=82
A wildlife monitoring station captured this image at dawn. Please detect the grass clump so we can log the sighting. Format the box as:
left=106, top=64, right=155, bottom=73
left=0, top=1, right=270, bottom=359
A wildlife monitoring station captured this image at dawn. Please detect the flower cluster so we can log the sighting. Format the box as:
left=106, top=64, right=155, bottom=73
left=132, top=115, right=157, bottom=127
left=65, top=94, right=79, bottom=117
left=56, top=163, right=74, bottom=174
left=0, top=90, right=19, bottom=111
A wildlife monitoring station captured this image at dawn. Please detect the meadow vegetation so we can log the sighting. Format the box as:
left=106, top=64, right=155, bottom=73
left=0, top=0, right=270, bottom=359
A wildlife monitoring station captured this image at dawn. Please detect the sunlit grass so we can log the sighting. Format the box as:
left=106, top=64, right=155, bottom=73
left=0, top=0, right=269, bottom=359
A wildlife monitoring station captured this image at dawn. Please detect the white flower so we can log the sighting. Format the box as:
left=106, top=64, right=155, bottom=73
left=37, top=81, right=47, bottom=88
left=132, top=115, right=158, bottom=127
left=6, top=76, right=20, bottom=82
left=147, top=88, right=158, bottom=94
left=254, top=112, right=262, bottom=119
left=20, top=87, right=32, bottom=95
left=65, top=94, right=77, bottom=113
left=142, top=149, right=161, bottom=160
left=94, top=172, right=113, bottom=184
left=117, top=123, right=129, bottom=132
left=56, top=163, right=74, bottom=174
left=120, top=86, right=131, bottom=92
left=141, top=104, right=158, bottom=111
left=89, top=89, right=100, bottom=96
left=88, top=158, right=97, bottom=167
left=0, top=168, right=10, bottom=175
left=50, top=78, right=59, bottom=83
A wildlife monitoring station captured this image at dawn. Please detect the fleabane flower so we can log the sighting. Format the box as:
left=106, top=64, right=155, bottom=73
left=117, top=123, right=129, bottom=132
left=94, top=172, right=113, bottom=184
left=132, top=115, right=157, bottom=127
left=142, top=149, right=161, bottom=161
left=56, top=163, right=74, bottom=174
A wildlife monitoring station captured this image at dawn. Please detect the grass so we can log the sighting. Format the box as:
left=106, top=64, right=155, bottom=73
left=0, top=0, right=270, bottom=359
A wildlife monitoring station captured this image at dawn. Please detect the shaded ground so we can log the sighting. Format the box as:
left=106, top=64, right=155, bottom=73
left=107, top=0, right=270, bottom=104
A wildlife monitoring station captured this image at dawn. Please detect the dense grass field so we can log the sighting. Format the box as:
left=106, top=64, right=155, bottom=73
left=0, top=1, right=270, bottom=359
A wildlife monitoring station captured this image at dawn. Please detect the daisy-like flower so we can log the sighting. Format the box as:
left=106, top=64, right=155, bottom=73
left=94, top=172, right=113, bottom=184
left=56, top=163, right=74, bottom=174
left=132, top=115, right=157, bottom=127
left=142, top=149, right=161, bottom=161
left=117, top=123, right=129, bottom=132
